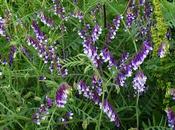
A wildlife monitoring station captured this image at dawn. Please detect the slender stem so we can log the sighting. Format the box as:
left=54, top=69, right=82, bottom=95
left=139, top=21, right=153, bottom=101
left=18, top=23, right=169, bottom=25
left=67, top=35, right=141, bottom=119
left=136, top=92, right=139, bottom=129
left=103, top=4, right=107, bottom=28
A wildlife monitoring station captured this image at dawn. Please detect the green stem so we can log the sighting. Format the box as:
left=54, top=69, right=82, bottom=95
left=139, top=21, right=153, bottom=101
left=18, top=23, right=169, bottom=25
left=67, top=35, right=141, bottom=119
left=136, top=92, right=139, bottom=129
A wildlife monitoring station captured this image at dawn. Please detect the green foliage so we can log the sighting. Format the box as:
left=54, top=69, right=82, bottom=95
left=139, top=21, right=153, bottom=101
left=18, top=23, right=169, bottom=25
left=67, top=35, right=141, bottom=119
left=0, top=0, right=175, bottom=130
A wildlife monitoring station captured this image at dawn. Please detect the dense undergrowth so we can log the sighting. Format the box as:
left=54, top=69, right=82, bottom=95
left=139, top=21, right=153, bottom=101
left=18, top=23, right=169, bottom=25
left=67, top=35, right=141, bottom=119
left=0, top=0, right=175, bottom=130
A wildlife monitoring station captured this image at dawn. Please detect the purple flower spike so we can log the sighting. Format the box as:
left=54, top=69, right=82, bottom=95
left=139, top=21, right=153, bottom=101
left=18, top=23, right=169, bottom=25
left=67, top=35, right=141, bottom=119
left=132, top=71, right=147, bottom=94
left=91, top=24, right=102, bottom=42
left=53, top=0, right=68, bottom=21
left=166, top=108, right=175, bottom=129
left=158, top=42, right=166, bottom=58
left=31, top=21, right=47, bottom=43
left=45, top=96, right=53, bottom=108
left=100, top=47, right=117, bottom=69
left=0, top=17, right=6, bottom=37
left=32, top=104, right=49, bottom=125
left=107, top=15, right=123, bottom=42
left=116, top=64, right=132, bottom=87
left=126, top=12, right=135, bottom=28
left=83, top=38, right=100, bottom=67
left=118, top=52, right=129, bottom=68
left=139, top=0, right=145, bottom=6
left=77, top=80, right=93, bottom=99
left=71, top=11, right=84, bottom=22
left=9, top=45, right=17, bottom=66
left=99, top=100, right=120, bottom=127
left=27, top=37, right=49, bottom=64
left=55, top=83, right=70, bottom=108
left=92, top=75, right=102, bottom=96
left=38, top=12, right=54, bottom=27
left=131, top=40, right=152, bottom=70
left=78, top=24, right=90, bottom=39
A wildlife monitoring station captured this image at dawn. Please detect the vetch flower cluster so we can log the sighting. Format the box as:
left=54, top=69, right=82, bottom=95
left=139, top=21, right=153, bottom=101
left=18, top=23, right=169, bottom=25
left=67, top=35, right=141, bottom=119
left=32, top=96, right=53, bottom=125
left=116, top=64, right=132, bottom=86
left=52, top=0, right=68, bottom=21
left=55, top=83, right=71, bottom=108
left=139, top=0, right=145, bottom=6
left=27, top=37, right=49, bottom=63
left=92, top=75, right=102, bottom=96
left=28, top=21, right=68, bottom=76
left=9, top=45, right=17, bottom=66
left=99, top=100, right=120, bottom=127
left=100, top=47, right=117, bottom=69
left=166, top=108, right=175, bottom=129
left=132, top=71, right=147, bottom=94
left=91, top=24, right=102, bottom=42
left=77, top=81, right=120, bottom=127
left=31, top=21, right=47, bottom=43
left=71, top=11, right=83, bottom=22
left=126, top=12, right=135, bottom=28
left=38, top=12, right=54, bottom=27
left=116, top=40, right=152, bottom=86
left=77, top=80, right=93, bottom=99
left=79, top=24, right=102, bottom=67
left=106, top=15, right=123, bottom=43
left=131, top=40, right=152, bottom=70
left=0, top=16, right=6, bottom=37
left=118, top=52, right=129, bottom=68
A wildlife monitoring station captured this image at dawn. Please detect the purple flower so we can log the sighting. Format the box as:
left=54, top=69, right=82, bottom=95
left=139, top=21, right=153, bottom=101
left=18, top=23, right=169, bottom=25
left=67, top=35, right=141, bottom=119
left=0, top=17, right=6, bottom=37
left=126, top=12, right=135, bottom=28
left=32, top=104, right=49, bottom=125
left=166, top=108, right=175, bottom=129
left=39, top=76, right=46, bottom=80
left=55, top=83, right=70, bottom=108
left=38, top=12, right=54, bottom=27
left=115, top=64, right=132, bottom=86
left=78, top=24, right=90, bottom=39
left=77, top=81, right=120, bottom=127
left=131, top=40, right=152, bottom=70
left=132, top=71, right=147, bottom=94
left=100, top=47, right=117, bottom=69
left=45, top=96, right=53, bottom=108
left=27, top=37, right=49, bottom=63
left=83, top=37, right=100, bottom=67
left=66, top=112, right=74, bottom=119
left=31, top=21, right=47, bottom=43
left=91, top=24, right=102, bottom=42
left=92, top=75, right=102, bottom=96
left=116, top=41, right=152, bottom=87
left=107, top=15, right=123, bottom=43
left=118, top=52, right=129, bottom=68
left=158, top=42, right=166, bottom=58
left=53, top=0, right=68, bottom=21
left=9, top=45, right=17, bottom=66
left=59, top=24, right=67, bottom=32
left=99, top=100, right=120, bottom=127
left=77, top=80, right=93, bottom=99
left=71, top=11, right=83, bottom=22
left=2, top=58, right=7, bottom=65
left=139, top=0, right=145, bottom=6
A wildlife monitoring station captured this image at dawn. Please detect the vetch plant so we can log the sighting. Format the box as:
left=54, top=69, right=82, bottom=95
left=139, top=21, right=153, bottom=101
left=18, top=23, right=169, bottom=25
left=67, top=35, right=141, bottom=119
left=0, top=0, right=175, bottom=130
